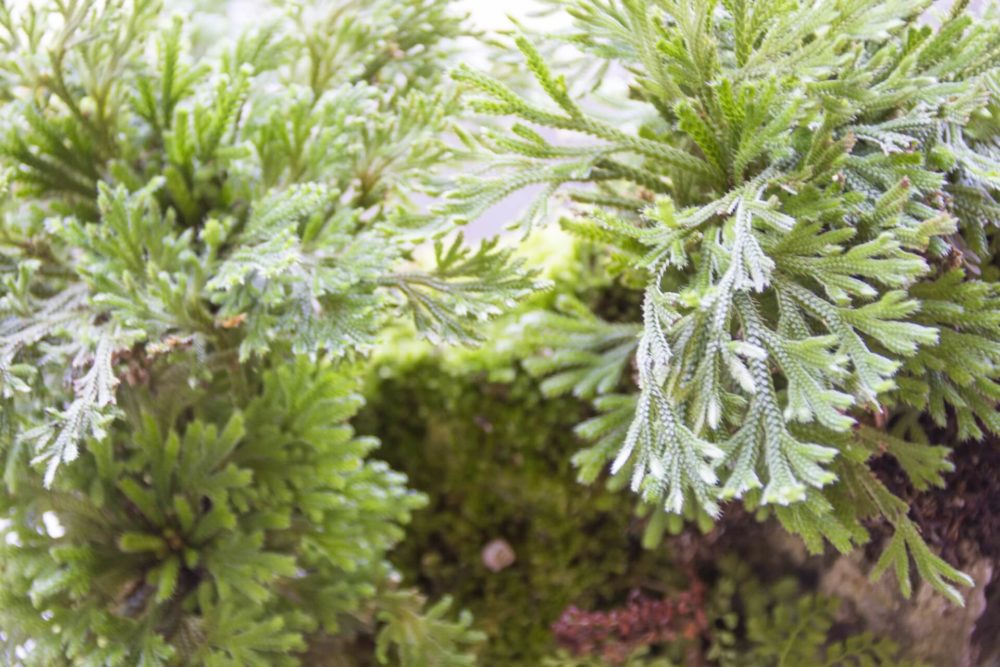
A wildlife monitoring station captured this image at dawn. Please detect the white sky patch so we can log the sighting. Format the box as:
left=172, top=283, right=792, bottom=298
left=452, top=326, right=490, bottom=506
left=457, top=0, right=569, bottom=32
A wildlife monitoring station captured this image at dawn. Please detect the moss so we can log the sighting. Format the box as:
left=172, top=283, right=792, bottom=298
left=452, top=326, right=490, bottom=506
left=358, top=355, right=681, bottom=664
left=358, top=339, right=921, bottom=666
left=356, top=230, right=920, bottom=664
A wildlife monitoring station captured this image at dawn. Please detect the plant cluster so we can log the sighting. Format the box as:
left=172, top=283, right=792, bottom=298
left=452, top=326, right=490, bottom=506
left=0, top=0, right=997, bottom=663
left=360, top=249, right=928, bottom=664
left=445, top=0, right=1000, bottom=604
left=0, top=0, right=539, bottom=664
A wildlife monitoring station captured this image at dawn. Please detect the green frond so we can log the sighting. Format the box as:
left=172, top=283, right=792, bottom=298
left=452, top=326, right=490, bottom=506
left=447, top=0, right=999, bottom=605
left=0, top=1, right=501, bottom=663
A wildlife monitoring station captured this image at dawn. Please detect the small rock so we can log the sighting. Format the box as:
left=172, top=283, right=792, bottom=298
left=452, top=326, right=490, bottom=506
left=481, top=538, right=516, bottom=572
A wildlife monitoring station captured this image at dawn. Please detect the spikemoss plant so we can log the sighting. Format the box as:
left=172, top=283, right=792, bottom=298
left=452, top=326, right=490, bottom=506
left=0, top=0, right=542, bottom=663
left=445, top=0, right=1000, bottom=604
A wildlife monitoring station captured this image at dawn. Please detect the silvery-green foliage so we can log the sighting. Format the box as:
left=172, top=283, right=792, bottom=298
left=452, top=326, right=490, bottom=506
left=0, top=0, right=529, bottom=663
left=448, top=0, right=999, bottom=604
left=0, top=0, right=539, bottom=483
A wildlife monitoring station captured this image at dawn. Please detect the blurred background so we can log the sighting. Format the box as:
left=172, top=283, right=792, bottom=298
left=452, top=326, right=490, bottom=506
left=213, top=0, right=986, bottom=241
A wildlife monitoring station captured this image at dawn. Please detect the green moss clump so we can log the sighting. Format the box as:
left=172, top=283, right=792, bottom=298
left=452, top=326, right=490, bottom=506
left=360, top=354, right=921, bottom=666
left=358, top=353, right=681, bottom=664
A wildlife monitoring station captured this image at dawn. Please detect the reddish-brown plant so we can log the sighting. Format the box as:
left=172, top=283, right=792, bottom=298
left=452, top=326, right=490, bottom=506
left=552, top=578, right=708, bottom=664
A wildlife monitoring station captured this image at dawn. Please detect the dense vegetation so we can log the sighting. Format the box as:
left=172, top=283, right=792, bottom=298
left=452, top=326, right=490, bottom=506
left=0, top=0, right=996, bottom=664
left=0, top=1, right=534, bottom=663
left=360, top=232, right=931, bottom=664
left=445, top=0, right=1000, bottom=608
